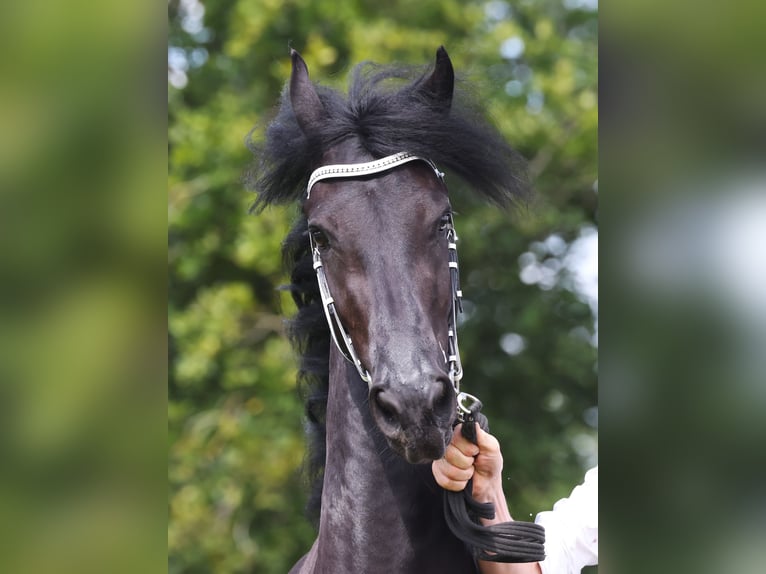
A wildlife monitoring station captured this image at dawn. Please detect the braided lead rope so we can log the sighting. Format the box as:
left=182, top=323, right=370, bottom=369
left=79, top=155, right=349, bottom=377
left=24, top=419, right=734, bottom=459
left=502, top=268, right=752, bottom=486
left=306, top=152, right=443, bottom=199
left=445, top=397, right=547, bottom=564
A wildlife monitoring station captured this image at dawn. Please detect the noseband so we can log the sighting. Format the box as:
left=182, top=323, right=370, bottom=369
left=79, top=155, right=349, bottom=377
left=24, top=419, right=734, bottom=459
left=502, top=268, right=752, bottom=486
left=307, top=152, right=476, bottom=418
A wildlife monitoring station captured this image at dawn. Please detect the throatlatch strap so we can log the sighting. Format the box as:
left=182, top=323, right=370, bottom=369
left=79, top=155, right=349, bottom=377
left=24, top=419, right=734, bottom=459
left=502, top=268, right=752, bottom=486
left=443, top=398, right=546, bottom=564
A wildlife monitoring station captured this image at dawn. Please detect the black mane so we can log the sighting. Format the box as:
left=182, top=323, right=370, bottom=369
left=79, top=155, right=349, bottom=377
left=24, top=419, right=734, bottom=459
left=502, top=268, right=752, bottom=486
left=245, top=56, right=528, bottom=523
left=247, top=60, right=528, bottom=209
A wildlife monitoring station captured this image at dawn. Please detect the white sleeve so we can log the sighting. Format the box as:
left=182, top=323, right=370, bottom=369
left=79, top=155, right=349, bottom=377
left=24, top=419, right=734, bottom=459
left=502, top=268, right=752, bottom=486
left=535, top=466, right=598, bottom=574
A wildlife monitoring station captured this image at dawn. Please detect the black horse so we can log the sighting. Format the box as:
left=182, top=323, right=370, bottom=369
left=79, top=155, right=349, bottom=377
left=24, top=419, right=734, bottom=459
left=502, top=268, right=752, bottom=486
left=249, top=47, right=528, bottom=574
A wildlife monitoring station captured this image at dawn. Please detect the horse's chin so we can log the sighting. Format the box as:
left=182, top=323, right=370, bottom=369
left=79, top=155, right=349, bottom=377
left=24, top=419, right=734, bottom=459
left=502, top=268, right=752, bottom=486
left=387, top=431, right=450, bottom=465
left=403, top=451, right=441, bottom=465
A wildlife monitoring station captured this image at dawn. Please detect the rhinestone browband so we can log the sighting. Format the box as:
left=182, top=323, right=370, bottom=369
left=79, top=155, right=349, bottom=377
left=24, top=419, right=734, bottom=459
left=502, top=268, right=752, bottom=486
left=306, top=151, right=443, bottom=199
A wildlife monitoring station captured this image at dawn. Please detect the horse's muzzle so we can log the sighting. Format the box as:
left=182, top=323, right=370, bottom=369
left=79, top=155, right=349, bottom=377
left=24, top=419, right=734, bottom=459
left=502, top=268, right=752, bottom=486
left=369, top=374, right=455, bottom=463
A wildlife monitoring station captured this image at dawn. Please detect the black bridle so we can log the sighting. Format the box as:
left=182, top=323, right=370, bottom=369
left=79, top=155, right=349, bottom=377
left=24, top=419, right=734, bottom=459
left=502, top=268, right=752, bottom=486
left=307, top=152, right=473, bottom=415
left=306, top=152, right=546, bottom=564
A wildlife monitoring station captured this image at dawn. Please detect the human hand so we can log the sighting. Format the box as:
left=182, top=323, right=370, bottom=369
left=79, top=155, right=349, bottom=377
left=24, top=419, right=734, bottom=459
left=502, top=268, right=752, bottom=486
left=432, top=424, right=504, bottom=504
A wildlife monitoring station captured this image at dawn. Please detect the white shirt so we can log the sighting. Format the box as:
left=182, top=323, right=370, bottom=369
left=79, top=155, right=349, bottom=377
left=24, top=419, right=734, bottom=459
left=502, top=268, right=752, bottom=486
left=535, top=466, right=598, bottom=574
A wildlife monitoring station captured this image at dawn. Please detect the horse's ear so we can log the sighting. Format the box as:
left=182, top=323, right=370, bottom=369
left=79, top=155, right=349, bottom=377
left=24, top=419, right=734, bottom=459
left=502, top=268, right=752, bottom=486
left=419, top=46, right=455, bottom=109
left=290, top=49, right=326, bottom=133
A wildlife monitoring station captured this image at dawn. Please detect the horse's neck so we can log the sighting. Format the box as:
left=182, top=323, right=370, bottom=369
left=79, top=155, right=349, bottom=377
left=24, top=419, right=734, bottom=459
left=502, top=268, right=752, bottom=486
left=307, top=351, right=476, bottom=574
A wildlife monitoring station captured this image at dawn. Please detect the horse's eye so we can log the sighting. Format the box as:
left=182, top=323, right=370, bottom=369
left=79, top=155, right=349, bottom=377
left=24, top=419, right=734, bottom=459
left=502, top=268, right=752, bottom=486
left=310, top=227, right=330, bottom=249
left=438, top=213, right=452, bottom=232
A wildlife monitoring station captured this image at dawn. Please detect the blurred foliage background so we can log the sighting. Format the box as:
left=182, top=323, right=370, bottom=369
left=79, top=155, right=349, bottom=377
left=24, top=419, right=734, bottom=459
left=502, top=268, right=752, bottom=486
left=169, top=0, right=597, bottom=572
left=0, top=1, right=164, bottom=573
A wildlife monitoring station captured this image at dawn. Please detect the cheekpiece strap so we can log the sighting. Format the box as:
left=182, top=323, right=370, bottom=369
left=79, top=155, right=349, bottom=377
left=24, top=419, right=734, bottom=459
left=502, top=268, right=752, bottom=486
left=307, top=151, right=443, bottom=199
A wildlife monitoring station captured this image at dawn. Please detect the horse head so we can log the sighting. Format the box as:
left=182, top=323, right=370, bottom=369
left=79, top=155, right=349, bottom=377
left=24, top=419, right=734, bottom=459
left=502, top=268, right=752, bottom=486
left=290, top=48, right=459, bottom=464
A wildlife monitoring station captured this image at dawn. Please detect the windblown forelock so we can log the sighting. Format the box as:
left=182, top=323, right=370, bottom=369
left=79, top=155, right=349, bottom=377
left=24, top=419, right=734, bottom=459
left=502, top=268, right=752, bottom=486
left=246, top=61, right=529, bottom=211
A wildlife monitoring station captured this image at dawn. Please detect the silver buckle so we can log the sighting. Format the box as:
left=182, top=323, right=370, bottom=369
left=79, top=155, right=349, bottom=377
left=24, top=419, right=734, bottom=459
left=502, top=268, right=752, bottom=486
left=456, top=392, right=481, bottom=423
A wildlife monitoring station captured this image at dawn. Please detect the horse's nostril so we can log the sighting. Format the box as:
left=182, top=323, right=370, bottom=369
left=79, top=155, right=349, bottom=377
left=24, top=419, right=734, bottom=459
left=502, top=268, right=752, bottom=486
left=430, top=377, right=453, bottom=413
left=372, top=389, right=400, bottom=427
left=380, top=405, right=396, bottom=425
